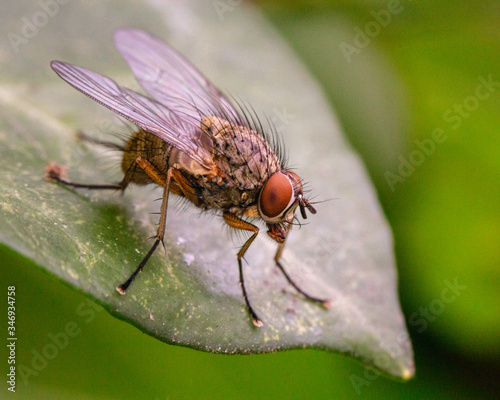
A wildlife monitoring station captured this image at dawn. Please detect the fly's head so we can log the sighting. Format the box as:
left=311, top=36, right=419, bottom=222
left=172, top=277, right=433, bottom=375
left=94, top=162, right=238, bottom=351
left=257, top=170, right=317, bottom=243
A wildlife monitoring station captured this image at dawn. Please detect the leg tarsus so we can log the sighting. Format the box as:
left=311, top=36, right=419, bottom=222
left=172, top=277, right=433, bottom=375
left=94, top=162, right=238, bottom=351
left=45, top=161, right=125, bottom=191
left=274, top=242, right=330, bottom=308
left=116, top=239, right=161, bottom=294
left=223, top=212, right=263, bottom=326
left=117, top=169, right=172, bottom=293
left=275, top=260, right=330, bottom=308
left=238, top=259, right=263, bottom=327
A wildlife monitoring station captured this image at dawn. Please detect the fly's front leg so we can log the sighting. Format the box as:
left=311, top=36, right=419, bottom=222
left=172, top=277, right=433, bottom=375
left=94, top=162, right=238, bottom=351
left=116, top=159, right=172, bottom=294
left=274, top=240, right=331, bottom=308
left=223, top=212, right=263, bottom=327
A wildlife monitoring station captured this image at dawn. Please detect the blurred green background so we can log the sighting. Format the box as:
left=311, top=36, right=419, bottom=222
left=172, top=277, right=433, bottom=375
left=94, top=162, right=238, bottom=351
left=1, top=0, right=499, bottom=398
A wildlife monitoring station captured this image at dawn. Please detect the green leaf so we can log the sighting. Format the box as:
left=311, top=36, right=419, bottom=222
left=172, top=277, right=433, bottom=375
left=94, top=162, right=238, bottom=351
left=0, top=0, right=413, bottom=378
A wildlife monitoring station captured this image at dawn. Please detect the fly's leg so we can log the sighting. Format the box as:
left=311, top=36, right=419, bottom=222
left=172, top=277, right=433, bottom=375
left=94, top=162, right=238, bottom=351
left=223, top=212, right=263, bottom=327
left=45, top=151, right=173, bottom=191
left=46, top=162, right=126, bottom=190
left=171, top=169, right=203, bottom=207
left=116, top=162, right=173, bottom=294
left=274, top=240, right=331, bottom=308
left=47, top=155, right=175, bottom=294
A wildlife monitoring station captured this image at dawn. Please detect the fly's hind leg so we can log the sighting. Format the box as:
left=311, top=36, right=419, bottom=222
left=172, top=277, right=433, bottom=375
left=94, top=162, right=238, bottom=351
left=45, top=161, right=127, bottom=191
left=223, top=212, right=263, bottom=327
left=274, top=240, right=330, bottom=308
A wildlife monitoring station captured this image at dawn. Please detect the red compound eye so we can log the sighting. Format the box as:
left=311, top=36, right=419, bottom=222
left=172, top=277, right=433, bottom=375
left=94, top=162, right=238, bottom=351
left=259, top=172, right=293, bottom=219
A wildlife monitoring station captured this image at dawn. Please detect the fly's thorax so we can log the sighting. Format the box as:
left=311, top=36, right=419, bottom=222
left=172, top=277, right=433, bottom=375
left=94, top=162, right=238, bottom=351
left=169, top=147, right=215, bottom=177
left=194, top=179, right=261, bottom=213
left=201, top=116, right=282, bottom=190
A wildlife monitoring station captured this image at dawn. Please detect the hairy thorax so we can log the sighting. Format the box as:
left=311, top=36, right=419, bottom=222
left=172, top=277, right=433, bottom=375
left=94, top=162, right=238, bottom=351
left=121, top=116, right=282, bottom=216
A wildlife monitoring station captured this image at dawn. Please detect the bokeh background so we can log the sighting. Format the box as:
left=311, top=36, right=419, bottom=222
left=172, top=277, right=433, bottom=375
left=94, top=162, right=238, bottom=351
left=1, top=0, right=499, bottom=398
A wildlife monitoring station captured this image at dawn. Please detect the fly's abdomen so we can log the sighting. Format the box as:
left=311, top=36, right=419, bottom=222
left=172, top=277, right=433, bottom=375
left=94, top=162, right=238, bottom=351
left=121, top=129, right=171, bottom=185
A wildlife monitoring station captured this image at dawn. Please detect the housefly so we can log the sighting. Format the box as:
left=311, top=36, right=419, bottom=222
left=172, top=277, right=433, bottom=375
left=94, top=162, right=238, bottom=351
left=47, top=29, right=329, bottom=327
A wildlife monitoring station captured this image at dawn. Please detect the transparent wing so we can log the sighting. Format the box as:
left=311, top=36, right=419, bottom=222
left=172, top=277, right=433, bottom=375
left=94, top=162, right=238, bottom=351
left=50, top=61, right=213, bottom=169
left=114, top=28, right=241, bottom=123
